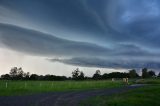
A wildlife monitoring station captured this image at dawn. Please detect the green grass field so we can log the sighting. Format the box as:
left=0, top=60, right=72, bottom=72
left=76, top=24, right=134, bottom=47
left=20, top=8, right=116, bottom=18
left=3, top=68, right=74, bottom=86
left=80, top=78, right=160, bottom=106
left=0, top=80, right=123, bottom=96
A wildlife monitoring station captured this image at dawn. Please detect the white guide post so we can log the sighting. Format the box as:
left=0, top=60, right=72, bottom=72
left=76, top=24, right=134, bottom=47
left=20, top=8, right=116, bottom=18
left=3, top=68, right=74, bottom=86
left=6, top=82, right=8, bottom=88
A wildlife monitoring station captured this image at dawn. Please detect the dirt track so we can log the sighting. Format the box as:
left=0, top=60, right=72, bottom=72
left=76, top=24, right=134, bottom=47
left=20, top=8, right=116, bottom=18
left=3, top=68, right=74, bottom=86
left=0, top=85, right=143, bottom=106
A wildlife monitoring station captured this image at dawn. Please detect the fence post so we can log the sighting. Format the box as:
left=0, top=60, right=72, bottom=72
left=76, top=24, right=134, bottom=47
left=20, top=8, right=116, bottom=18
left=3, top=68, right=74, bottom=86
left=6, top=82, right=8, bottom=88
left=40, top=83, right=42, bottom=87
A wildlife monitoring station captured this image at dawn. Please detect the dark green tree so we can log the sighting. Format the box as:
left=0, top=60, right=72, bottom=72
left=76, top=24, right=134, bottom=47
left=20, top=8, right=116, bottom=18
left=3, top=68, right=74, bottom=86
left=24, top=72, right=30, bottom=80
left=129, top=69, right=139, bottom=78
left=9, top=67, right=25, bottom=80
left=79, top=71, right=85, bottom=80
left=1, top=74, right=11, bottom=80
left=148, top=70, right=156, bottom=77
left=158, top=72, right=160, bottom=77
left=107, top=72, right=129, bottom=78
left=72, top=68, right=80, bottom=80
left=93, top=70, right=101, bottom=80
left=29, top=74, right=39, bottom=80
left=102, top=73, right=109, bottom=79
left=9, top=67, right=18, bottom=78
left=142, top=68, right=149, bottom=78
left=17, top=67, right=24, bottom=79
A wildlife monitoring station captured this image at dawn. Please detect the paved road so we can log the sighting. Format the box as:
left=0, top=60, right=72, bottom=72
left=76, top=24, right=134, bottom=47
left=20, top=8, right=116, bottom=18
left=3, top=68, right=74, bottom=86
left=0, top=85, right=143, bottom=106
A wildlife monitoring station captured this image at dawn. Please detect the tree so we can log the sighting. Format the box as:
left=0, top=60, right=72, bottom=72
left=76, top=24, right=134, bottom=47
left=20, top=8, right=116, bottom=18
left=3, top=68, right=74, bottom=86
left=72, top=68, right=80, bottom=80
left=102, top=73, right=109, bottom=79
left=30, top=74, right=39, bottom=80
left=158, top=72, right=160, bottom=77
left=148, top=70, right=156, bottom=77
left=79, top=71, right=85, bottom=80
left=17, top=67, right=24, bottom=79
left=72, top=68, right=85, bottom=80
left=142, top=68, right=149, bottom=78
left=24, top=72, right=30, bottom=80
left=93, top=70, right=101, bottom=80
left=1, top=74, right=11, bottom=80
left=9, top=67, right=18, bottom=79
left=129, top=69, right=138, bottom=78
left=107, top=72, right=129, bottom=78
left=9, top=67, right=25, bottom=80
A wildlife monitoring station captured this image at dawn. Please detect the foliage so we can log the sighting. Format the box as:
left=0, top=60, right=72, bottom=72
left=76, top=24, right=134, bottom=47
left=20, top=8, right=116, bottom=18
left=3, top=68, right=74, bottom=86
left=129, top=69, right=139, bottom=78
left=0, top=67, right=158, bottom=81
left=72, top=68, right=85, bottom=80
left=142, top=68, right=150, bottom=78
left=1, top=67, right=67, bottom=81
left=158, top=72, right=160, bottom=77
left=93, top=70, right=101, bottom=80
left=148, top=70, right=156, bottom=77
left=142, top=68, right=156, bottom=78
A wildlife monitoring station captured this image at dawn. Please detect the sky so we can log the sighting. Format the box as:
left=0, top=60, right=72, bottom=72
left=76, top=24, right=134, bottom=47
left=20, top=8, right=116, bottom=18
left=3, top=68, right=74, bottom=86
left=0, top=0, right=160, bottom=76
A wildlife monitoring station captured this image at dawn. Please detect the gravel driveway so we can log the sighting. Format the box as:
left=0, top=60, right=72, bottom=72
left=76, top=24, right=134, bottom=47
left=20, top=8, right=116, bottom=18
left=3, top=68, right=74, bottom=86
left=0, top=85, right=143, bottom=106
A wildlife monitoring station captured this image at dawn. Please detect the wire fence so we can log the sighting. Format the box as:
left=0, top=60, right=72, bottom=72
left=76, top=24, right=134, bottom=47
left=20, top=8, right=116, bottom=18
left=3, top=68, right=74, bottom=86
left=0, top=80, right=124, bottom=90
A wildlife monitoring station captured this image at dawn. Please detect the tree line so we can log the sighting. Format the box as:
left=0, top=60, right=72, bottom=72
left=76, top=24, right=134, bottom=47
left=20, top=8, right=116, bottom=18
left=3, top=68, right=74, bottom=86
left=0, top=67, right=67, bottom=81
left=0, top=67, right=160, bottom=81
left=72, top=68, right=159, bottom=80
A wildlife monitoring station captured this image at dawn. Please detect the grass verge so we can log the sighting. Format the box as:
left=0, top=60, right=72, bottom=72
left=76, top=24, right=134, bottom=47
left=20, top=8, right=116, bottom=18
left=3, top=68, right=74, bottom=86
left=80, top=79, right=160, bottom=106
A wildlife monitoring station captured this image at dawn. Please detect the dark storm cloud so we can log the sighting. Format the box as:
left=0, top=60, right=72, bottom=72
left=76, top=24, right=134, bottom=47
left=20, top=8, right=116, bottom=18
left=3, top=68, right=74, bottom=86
left=0, top=23, right=157, bottom=59
left=0, top=23, right=111, bottom=57
left=1, top=0, right=160, bottom=47
left=49, top=57, right=160, bottom=69
left=0, top=0, right=106, bottom=39
left=104, top=0, right=160, bottom=48
left=0, top=0, right=160, bottom=70
left=0, top=23, right=158, bottom=70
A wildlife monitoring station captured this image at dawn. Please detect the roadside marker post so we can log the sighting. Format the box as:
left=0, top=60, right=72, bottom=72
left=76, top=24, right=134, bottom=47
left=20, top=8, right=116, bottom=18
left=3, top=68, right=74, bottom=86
left=6, top=82, right=8, bottom=88
left=52, top=82, right=53, bottom=87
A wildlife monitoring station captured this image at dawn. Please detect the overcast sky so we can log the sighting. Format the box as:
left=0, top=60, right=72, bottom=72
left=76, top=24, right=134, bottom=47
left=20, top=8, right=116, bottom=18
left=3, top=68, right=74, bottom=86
left=0, top=0, right=160, bottom=76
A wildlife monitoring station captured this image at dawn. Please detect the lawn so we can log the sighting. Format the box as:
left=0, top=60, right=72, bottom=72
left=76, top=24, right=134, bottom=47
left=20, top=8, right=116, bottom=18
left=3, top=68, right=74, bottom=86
left=80, top=78, right=160, bottom=106
left=0, top=80, right=123, bottom=96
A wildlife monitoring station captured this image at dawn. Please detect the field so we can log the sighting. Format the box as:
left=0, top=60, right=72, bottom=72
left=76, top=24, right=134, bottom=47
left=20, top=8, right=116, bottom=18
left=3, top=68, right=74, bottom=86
left=0, top=79, right=160, bottom=106
left=0, top=80, right=123, bottom=96
left=80, top=78, right=160, bottom=106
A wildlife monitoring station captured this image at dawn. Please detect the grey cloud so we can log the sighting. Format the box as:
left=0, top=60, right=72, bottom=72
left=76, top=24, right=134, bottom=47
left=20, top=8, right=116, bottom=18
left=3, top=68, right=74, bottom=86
left=113, top=44, right=159, bottom=57
left=0, top=23, right=111, bottom=57
left=0, top=23, right=160, bottom=70
left=1, top=22, right=159, bottom=53
left=104, top=0, right=160, bottom=48
left=0, top=23, right=156, bottom=58
left=49, top=57, right=160, bottom=69
left=0, top=0, right=106, bottom=40
left=1, top=0, right=160, bottom=49
left=0, top=0, right=160, bottom=70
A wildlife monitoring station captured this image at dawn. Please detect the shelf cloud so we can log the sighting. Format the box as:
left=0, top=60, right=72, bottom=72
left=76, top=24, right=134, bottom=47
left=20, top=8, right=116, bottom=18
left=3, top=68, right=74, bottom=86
left=0, top=0, right=160, bottom=72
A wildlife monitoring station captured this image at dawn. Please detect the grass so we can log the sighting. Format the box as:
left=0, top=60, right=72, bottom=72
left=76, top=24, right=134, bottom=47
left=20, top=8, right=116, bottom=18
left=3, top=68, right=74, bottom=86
left=135, top=78, right=160, bottom=84
left=80, top=78, right=160, bottom=106
left=0, top=80, right=123, bottom=96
